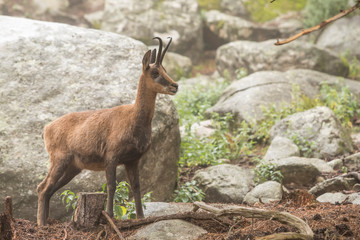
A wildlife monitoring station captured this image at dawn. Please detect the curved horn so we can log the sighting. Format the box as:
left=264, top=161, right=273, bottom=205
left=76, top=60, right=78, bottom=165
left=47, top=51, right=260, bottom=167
left=150, top=48, right=156, bottom=64
left=152, top=37, right=163, bottom=66
left=160, top=37, right=172, bottom=64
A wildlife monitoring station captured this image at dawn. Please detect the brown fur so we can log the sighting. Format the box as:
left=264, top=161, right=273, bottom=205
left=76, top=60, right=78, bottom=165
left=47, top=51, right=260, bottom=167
left=37, top=40, right=178, bottom=226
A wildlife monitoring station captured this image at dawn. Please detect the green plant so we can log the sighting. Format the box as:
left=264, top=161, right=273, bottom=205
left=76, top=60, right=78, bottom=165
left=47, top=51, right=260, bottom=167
left=61, top=190, right=78, bottom=212
left=290, top=133, right=317, bottom=158
left=303, top=0, right=349, bottom=28
left=244, top=0, right=306, bottom=23
left=174, top=180, right=205, bottom=202
left=101, top=181, right=152, bottom=220
left=320, top=81, right=360, bottom=128
left=254, top=159, right=283, bottom=185
left=340, top=52, right=360, bottom=81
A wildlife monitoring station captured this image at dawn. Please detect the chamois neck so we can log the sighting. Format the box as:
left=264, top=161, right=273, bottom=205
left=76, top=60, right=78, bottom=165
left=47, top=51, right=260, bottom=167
left=134, top=74, right=157, bottom=124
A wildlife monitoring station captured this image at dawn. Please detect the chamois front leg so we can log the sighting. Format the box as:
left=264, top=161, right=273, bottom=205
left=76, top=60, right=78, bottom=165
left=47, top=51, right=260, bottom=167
left=125, top=161, right=144, bottom=219
left=105, top=163, right=117, bottom=218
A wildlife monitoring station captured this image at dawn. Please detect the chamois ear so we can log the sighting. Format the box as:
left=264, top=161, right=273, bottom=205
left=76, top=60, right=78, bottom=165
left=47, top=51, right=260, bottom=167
left=142, top=50, right=152, bottom=71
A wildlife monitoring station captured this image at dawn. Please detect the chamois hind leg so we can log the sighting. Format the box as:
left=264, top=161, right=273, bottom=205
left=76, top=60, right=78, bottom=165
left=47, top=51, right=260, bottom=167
left=125, top=161, right=144, bottom=219
left=105, top=162, right=117, bottom=218
left=37, top=155, right=71, bottom=226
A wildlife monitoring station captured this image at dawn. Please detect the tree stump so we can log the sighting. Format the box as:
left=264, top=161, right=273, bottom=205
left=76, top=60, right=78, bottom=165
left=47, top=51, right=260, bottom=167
left=0, top=197, right=14, bottom=240
left=73, top=192, right=106, bottom=228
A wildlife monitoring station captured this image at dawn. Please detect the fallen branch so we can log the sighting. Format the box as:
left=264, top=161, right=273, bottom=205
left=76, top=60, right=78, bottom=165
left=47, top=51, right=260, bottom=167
left=101, top=211, right=125, bottom=240
left=193, top=202, right=314, bottom=240
left=275, top=1, right=360, bottom=45
left=117, top=211, right=227, bottom=229
left=343, top=171, right=360, bottom=182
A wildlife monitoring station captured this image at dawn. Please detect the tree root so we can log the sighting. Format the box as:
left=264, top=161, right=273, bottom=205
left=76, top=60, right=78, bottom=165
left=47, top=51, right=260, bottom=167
left=193, top=202, right=314, bottom=240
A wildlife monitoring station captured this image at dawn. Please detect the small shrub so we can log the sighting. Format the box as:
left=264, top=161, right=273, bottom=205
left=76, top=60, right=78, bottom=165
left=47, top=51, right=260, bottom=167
left=60, top=181, right=151, bottom=220
left=101, top=181, right=152, bottom=220
left=290, top=134, right=317, bottom=158
left=174, top=180, right=205, bottom=203
left=254, top=159, right=283, bottom=185
left=303, top=0, right=349, bottom=28
left=61, top=190, right=78, bottom=212
left=341, top=52, right=360, bottom=81
left=320, top=81, right=360, bottom=128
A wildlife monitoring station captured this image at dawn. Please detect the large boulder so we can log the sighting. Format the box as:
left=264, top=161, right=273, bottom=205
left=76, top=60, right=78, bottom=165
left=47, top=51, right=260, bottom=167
left=316, top=15, right=360, bottom=60
left=203, top=10, right=280, bottom=49
left=128, top=219, right=207, bottom=240
left=193, top=164, right=254, bottom=203
left=0, top=16, right=180, bottom=220
left=216, top=39, right=349, bottom=78
left=262, top=12, right=303, bottom=38
left=270, top=107, right=353, bottom=158
left=206, top=69, right=360, bottom=123
left=243, top=181, right=283, bottom=204
left=101, top=0, right=203, bottom=62
left=271, top=157, right=333, bottom=186
left=263, top=136, right=300, bottom=161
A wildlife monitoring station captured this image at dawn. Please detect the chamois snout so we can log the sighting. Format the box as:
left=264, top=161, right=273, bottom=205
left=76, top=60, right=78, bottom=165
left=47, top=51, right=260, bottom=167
left=169, top=82, right=178, bottom=94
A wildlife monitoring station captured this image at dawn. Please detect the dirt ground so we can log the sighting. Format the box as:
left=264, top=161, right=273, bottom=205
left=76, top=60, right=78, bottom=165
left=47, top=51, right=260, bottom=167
left=5, top=190, right=359, bottom=240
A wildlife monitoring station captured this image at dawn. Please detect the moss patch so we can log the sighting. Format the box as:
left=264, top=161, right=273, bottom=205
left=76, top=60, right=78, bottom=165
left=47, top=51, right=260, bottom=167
left=244, top=0, right=307, bottom=23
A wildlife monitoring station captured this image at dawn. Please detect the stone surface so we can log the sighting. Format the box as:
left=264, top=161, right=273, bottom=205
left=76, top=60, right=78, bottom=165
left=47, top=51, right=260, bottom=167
left=144, top=202, right=193, bottom=217
left=343, top=152, right=360, bottom=171
left=270, top=107, right=353, bottom=159
left=316, top=192, right=348, bottom=204
left=327, top=159, right=343, bottom=170
left=0, top=16, right=180, bottom=220
left=309, top=177, right=357, bottom=197
left=162, top=52, right=192, bottom=80
left=190, top=120, right=215, bottom=138
left=101, top=0, right=203, bottom=62
left=193, top=164, right=254, bottom=203
left=271, top=157, right=333, bottom=186
left=216, top=39, right=349, bottom=79
left=316, top=15, right=360, bottom=60
left=263, top=136, right=300, bottom=161
left=128, top=219, right=207, bottom=240
left=206, top=69, right=360, bottom=123
left=203, top=10, right=279, bottom=49
left=220, top=0, right=248, bottom=18
left=244, top=181, right=282, bottom=204
left=263, top=11, right=303, bottom=38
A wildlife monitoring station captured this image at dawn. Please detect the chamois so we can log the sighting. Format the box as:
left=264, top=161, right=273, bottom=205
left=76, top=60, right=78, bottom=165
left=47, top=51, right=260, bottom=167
left=37, top=37, right=178, bottom=226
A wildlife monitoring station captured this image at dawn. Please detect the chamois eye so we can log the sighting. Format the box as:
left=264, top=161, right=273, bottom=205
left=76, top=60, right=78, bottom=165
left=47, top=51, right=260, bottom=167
left=151, top=70, right=159, bottom=79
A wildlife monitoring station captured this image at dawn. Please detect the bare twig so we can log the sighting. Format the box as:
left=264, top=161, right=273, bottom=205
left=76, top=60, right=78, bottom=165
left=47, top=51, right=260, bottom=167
left=275, top=1, right=360, bottom=45
left=193, top=202, right=314, bottom=240
left=62, top=228, right=68, bottom=240
left=101, top=211, right=125, bottom=240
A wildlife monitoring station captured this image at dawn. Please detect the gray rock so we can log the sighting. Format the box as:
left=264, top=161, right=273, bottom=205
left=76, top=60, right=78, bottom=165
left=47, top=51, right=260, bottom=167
left=317, top=192, right=360, bottom=205
left=327, top=159, right=343, bottom=170
left=220, top=0, right=248, bottom=18
left=190, top=120, right=215, bottom=139
left=193, top=164, right=254, bottom=203
left=316, top=15, right=360, bottom=60
left=344, top=152, right=360, bottom=171
left=271, top=157, right=333, bottom=186
left=244, top=181, right=282, bottom=204
left=262, top=12, right=303, bottom=38
left=264, top=136, right=300, bottom=161
left=128, top=219, right=207, bottom=240
left=309, top=177, right=357, bottom=197
left=203, top=10, right=280, bottom=49
left=316, top=192, right=348, bottom=204
left=216, top=39, right=348, bottom=78
left=270, top=106, right=353, bottom=158
left=101, top=0, right=203, bottom=62
left=206, top=69, right=360, bottom=123
left=144, top=202, right=193, bottom=217
left=0, top=16, right=180, bottom=220
left=162, top=52, right=192, bottom=80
